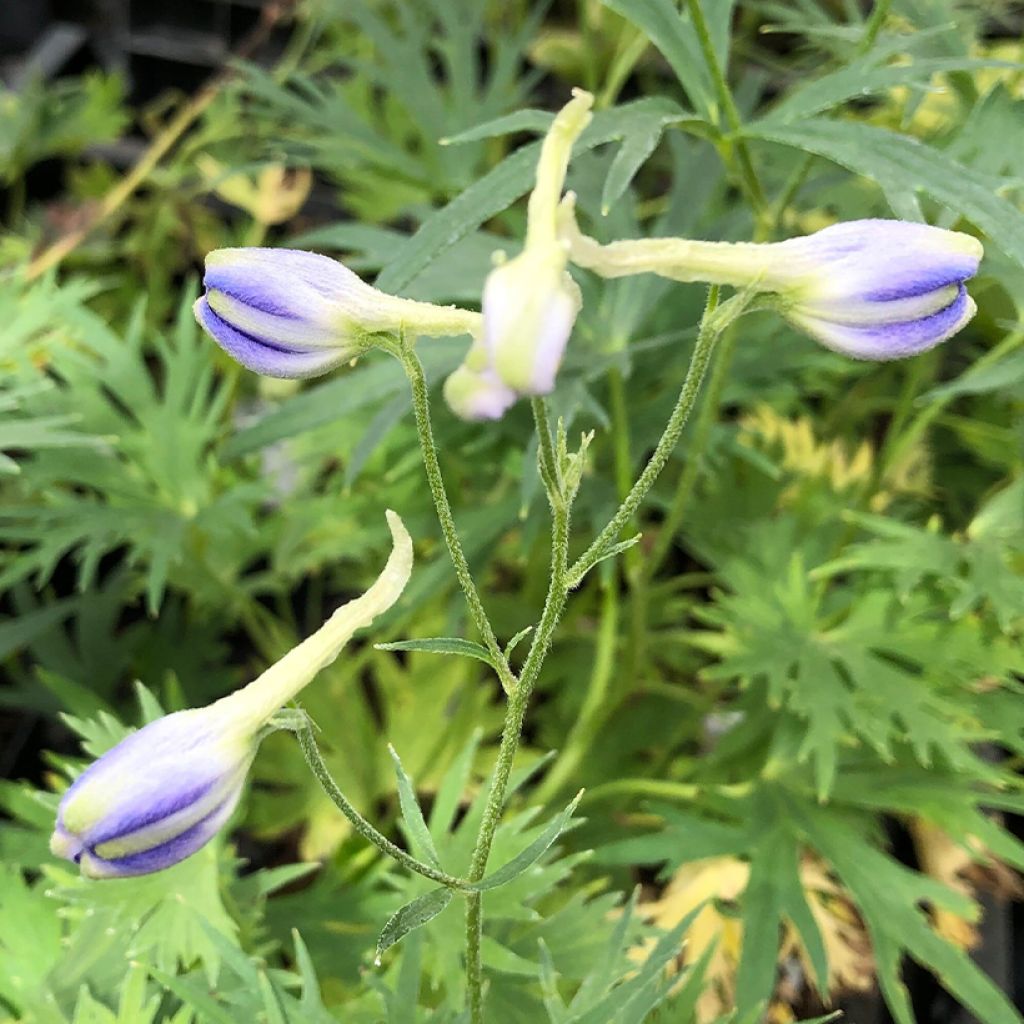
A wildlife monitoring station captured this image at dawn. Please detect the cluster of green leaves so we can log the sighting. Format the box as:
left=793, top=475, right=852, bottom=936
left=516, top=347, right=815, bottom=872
left=2, top=0, right=1023, bottom=1021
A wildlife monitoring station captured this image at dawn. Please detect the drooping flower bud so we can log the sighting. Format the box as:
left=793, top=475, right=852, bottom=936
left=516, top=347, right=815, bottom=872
left=195, top=248, right=481, bottom=379
left=559, top=201, right=983, bottom=361
left=51, top=511, right=413, bottom=879
left=445, top=90, right=593, bottom=420
left=760, top=220, right=982, bottom=359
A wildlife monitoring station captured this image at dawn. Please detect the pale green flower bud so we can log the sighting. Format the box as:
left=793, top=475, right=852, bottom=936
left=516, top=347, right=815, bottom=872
left=445, top=90, right=593, bottom=420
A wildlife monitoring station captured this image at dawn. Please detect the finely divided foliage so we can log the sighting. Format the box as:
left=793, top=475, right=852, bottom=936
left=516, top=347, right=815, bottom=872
left=1, top=2, right=1022, bottom=1023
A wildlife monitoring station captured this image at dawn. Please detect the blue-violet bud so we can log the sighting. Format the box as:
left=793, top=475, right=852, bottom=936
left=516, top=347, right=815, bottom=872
left=560, top=203, right=983, bottom=361
left=51, top=511, right=413, bottom=878
left=195, top=248, right=480, bottom=379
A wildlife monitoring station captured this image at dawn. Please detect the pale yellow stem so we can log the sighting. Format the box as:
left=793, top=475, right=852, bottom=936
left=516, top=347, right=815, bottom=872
left=214, top=510, right=413, bottom=730
left=525, top=90, right=594, bottom=249
left=558, top=192, right=779, bottom=288
left=384, top=297, right=482, bottom=340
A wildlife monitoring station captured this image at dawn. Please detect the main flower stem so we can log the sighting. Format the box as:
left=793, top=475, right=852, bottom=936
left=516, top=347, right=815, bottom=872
left=396, top=343, right=517, bottom=696
left=568, top=287, right=723, bottom=588
left=297, top=725, right=472, bottom=891
left=465, top=399, right=572, bottom=1023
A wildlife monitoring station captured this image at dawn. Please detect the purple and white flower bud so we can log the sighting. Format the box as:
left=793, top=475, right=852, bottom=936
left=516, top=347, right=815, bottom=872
left=560, top=203, right=983, bottom=361
left=50, top=709, right=257, bottom=879
left=51, top=511, right=413, bottom=879
left=761, top=220, right=982, bottom=359
left=195, top=248, right=480, bottom=379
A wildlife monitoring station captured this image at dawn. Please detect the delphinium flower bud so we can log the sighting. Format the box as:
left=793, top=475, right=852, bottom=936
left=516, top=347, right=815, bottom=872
left=195, top=248, right=481, bottom=378
left=559, top=198, right=983, bottom=360
left=445, top=90, right=592, bottom=420
left=51, top=511, right=413, bottom=879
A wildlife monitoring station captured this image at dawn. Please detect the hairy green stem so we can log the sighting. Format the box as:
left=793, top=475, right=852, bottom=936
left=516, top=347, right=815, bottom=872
left=396, top=343, right=517, bottom=696
left=531, top=396, right=562, bottom=501
left=856, top=0, right=892, bottom=55
left=682, top=0, right=767, bottom=221
left=644, top=324, right=739, bottom=578
left=879, top=329, right=1024, bottom=485
left=465, top=400, right=573, bottom=1023
left=297, top=725, right=472, bottom=891
left=568, top=287, right=723, bottom=588
left=534, top=575, right=619, bottom=804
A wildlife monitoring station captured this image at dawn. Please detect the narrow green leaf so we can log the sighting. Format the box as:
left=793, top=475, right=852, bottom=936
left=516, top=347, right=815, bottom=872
left=392, top=928, right=423, bottom=1024
left=376, top=100, right=701, bottom=295
left=292, top=930, right=326, bottom=1015
left=767, top=58, right=1020, bottom=123
left=256, top=972, right=286, bottom=1024
left=147, top=969, right=236, bottom=1024
left=600, top=102, right=700, bottom=213
left=387, top=744, right=442, bottom=868
left=505, top=625, right=533, bottom=658
left=375, top=636, right=495, bottom=667
left=0, top=599, right=76, bottom=659
left=472, top=792, right=583, bottom=891
left=538, top=939, right=569, bottom=1023
left=430, top=727, right=482, bottom=834
left=746, top=118, right=1024, bottom=269
left=573, top=534, right=642, bottom=582
left=223, top=340, right=464, bottom=457
left=375, top=887, right=454, bottom=962
left=442, top=109, right=553, bottom=145
left=599, top=0, right=714, bottom=117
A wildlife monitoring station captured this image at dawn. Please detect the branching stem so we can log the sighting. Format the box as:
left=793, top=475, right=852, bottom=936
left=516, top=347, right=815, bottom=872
left=395, top=342, right=517, bottom=696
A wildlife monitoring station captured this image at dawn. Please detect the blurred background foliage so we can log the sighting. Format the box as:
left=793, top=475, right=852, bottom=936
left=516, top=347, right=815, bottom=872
left=1, top=0, right=1022, bottom=1021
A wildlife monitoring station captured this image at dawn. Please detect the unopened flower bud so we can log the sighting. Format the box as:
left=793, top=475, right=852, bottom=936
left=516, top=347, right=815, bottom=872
left=561, top=202, right=983, bottom=361
left=445, top=89, right=593, bottom=420
left=195, top=248, right=480, bottom=379
left=760, top=220, right=982, bottom=359
left=51, top=511, right=413, bottom=878
left=482, top=253, right=581, bottom=396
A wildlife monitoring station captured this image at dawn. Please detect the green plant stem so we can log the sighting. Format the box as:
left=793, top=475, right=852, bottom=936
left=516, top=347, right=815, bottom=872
left=644, top=324, right=739, bottom=579
left=396, top=343, right=517, bottom=696
left=770, top=152, right=815, bottom=235
left=856, top=0, right=892, bottom=55
left=534, top=574, right=619, bottom=804
left=682, top=0, right=767, bottom=223
left=465, top=400, right=573, bottom=1023
left=568, top=287, right=722, bottom=588
left=531, top=396, right=561, bottom=499
left=296, top=725, right=472, bottom=891
left=878, top=329, right=1024, bottom=485
left=607, top=367, right=648, bottom=676
left=597, top=26, right=650, bottom=109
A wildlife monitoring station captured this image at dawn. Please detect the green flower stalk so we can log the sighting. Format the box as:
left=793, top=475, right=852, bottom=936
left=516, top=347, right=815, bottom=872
left=51, top=511, right=413, bottom=879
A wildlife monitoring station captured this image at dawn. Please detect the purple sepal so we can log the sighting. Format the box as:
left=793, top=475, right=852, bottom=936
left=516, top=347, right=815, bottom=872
left=52, top=708, right=254, bottom=878
left=781, top=219, right=983, bottom=304
left=791, top=284, right=974, bottom=360
left=195, top=298, right=346, bottom=379
left=79, top=788, right=242, bottom=879
left=204, top=248, right=365, bottom=310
